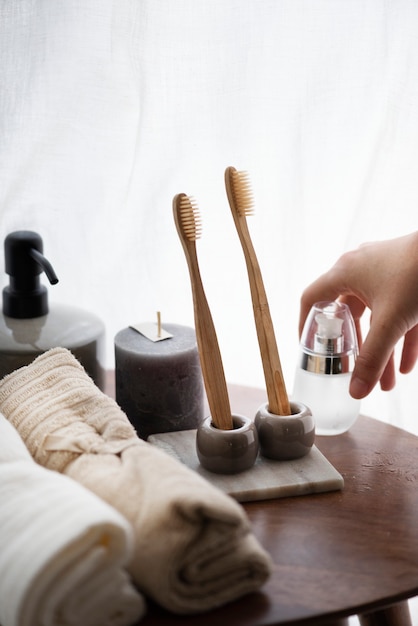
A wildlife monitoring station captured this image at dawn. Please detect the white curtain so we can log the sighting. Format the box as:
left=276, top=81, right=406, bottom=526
left=1, top=0, right=418, bottom=431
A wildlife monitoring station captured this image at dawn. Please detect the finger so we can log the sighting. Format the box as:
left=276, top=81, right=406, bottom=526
left=338, top=294, right=366, bottom=348
left=400, top=325, right=418, bottom=373
left=379, top=352, right=396, bottom=391
left=349, top=317, right=402, bottom=399
left=338, top=294, right=366, bottom=321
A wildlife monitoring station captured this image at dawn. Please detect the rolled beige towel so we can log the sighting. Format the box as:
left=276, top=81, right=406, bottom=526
left=0, top=347, right=272, bottom=614
left=0, top=413, right=145, bottom=626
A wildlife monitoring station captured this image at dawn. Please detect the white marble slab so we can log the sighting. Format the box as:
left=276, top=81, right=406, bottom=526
left=148, top=429, right=344, bottom=502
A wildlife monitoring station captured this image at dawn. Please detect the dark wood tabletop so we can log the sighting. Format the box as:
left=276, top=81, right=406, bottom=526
left=107, top=377, right=418, bottom=626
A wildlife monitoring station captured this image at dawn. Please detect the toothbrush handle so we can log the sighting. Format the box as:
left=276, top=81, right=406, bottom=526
left=187, top=249, right=233, bottom=430
left=236, top=219, right=291, bottom=416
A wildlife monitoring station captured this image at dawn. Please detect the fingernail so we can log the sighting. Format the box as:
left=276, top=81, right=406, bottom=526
left=349, top=377, right=369, bottom=399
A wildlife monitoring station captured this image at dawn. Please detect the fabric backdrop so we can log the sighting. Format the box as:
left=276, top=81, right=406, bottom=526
left=1, top=0, right=418, bottom=431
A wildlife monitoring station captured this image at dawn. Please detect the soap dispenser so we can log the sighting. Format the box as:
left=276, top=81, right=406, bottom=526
left=0, top=231, right=105, bottom=388
left=292, top=300, right=361, bottom=435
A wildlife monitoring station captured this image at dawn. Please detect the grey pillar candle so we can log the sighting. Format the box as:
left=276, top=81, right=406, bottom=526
left=114, top=323, right=205, bottom=440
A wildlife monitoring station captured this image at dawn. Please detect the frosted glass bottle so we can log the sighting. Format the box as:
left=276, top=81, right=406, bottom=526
left=292, top=301, right=360, bottom=436
left=0, top=231, right=105, bottom=389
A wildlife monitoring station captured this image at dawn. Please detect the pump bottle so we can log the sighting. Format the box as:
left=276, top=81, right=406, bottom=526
left=0, top=231, right=105, bottom=388
left=292, top=300, right=360, bottom=435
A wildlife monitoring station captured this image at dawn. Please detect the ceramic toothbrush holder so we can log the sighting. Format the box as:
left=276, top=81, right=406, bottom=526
left=196, top=414, right=259, bottom=474
left=255, top=400, right=315, bottom=460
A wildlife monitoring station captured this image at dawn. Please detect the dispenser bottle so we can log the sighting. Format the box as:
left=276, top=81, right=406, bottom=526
left=0, top=231, right=105, bottom=388
left=292, top=301, right=360, bottom=435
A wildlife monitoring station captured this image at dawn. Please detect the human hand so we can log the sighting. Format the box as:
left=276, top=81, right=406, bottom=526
left=299, top=232, right=418, bottom=399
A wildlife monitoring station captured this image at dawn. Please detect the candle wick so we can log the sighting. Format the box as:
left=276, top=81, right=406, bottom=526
left=157, top=311, right=162, bottom=338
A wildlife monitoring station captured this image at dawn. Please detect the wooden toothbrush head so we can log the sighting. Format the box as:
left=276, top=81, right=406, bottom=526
left=173, top=193, right=202, bottom=251
left=225, top=166, right=254, bottom=219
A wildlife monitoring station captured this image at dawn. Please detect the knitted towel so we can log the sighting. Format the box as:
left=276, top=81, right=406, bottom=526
left=0, top=413, right=145, bottom=626
left=0, top=347, right=272, bottom=615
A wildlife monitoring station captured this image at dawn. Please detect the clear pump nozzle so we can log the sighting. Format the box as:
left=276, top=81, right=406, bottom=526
left=314, top=311, right=344, bottom=354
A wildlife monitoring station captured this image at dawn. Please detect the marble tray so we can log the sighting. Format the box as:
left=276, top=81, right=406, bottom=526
left=148, top=429, right=344, bottom=502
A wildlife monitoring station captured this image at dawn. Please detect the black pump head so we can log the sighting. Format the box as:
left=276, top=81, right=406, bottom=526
left=2, top=230, right=59, bottom=319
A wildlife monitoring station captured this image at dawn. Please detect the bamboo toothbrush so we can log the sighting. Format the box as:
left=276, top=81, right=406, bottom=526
left=225, top=166, right=291, bottom=416
left=173, top=193, right=233, bottom=430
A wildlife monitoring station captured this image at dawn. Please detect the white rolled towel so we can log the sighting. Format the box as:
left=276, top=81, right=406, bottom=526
left=0, top=348, right=272, bottom=614
left=0, top=414, right=145, bottom=626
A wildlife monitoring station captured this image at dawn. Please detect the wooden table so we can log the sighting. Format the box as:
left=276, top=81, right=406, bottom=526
left=108, top=377, right=418, bottom=626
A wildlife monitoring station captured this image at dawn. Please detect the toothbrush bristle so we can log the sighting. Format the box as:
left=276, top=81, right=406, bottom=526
left=231, top=170, right=254, bottom=216
left=178, top=195, right=202, bottom=240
